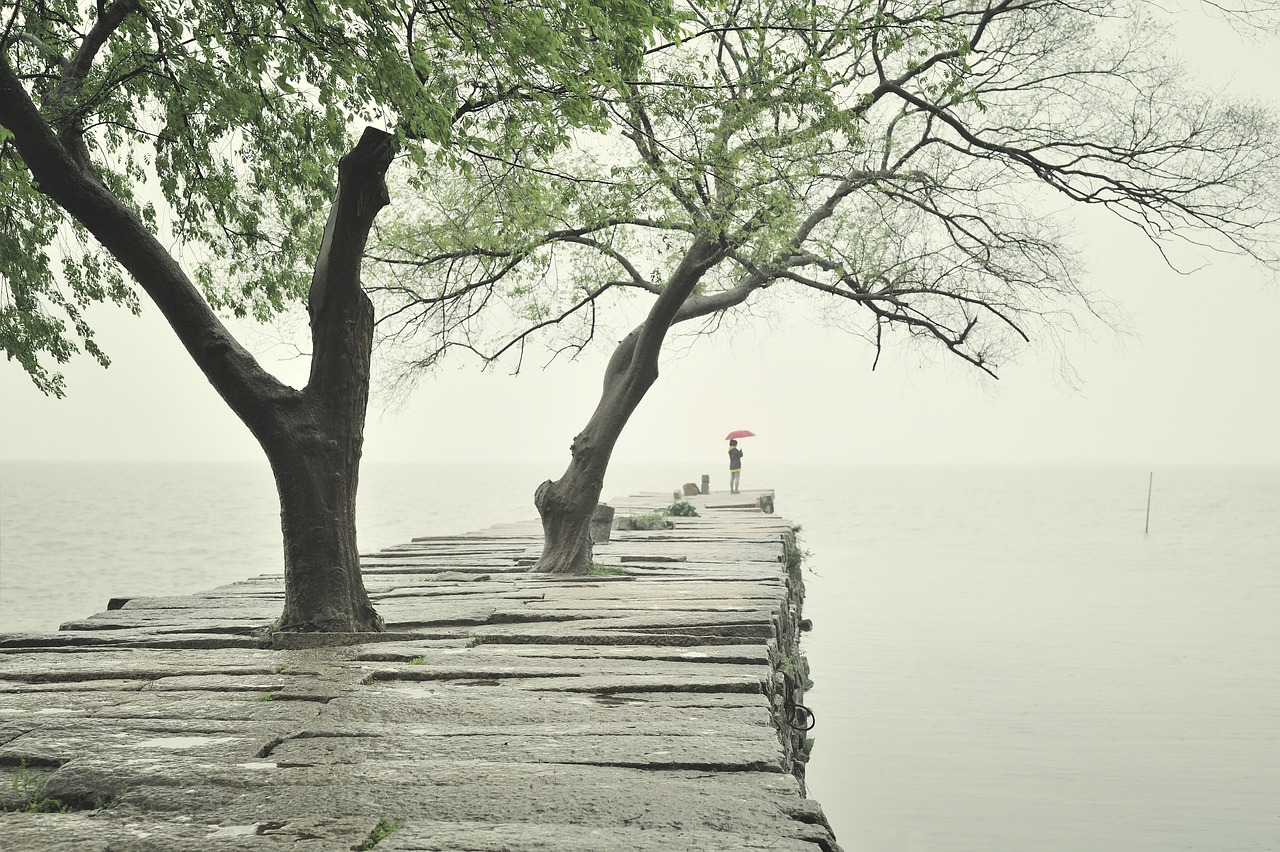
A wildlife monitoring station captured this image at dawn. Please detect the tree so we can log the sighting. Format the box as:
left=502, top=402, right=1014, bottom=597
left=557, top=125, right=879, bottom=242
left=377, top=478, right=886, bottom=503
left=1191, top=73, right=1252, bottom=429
left=372, top=0, right=1280, bottom=573
left=1, top=0, right=673, bottom=628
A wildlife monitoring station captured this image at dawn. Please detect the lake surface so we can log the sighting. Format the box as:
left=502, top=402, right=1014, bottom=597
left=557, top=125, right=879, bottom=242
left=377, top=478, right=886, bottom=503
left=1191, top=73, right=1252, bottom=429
left=2, top=461, right=1277, bottom=849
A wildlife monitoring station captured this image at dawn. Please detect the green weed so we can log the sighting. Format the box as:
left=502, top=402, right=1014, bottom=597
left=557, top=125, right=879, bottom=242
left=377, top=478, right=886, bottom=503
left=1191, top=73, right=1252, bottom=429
left=6, top=763, right=68, bottom=813
left=357, top=817, right=400, bottom=849
left=785, top=525, right=812, bottom=580
left=666, top=500, right=699, bottom=517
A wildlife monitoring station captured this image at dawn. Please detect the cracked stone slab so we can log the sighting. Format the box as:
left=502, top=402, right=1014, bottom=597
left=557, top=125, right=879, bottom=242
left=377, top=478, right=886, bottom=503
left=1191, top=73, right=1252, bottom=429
left=372, top=599, right=501, bottom=627
left=0, top=690, right=325, bottom=724
left=422, top=628, right=763, bottom=647
left=54, top=617, right=269, bottom=634
left=267, top=730, right=785, bottom=772
left=360, top=653, right=768, bottom=681
left=0, top=678, right=151, bottom=694
left=0, top=717, right=286, bottom=768
left=378, top=819, right=831, bottom=852
left=43, top=757, right=830, bottom=841
left=447, top=609, right=783, bottom=634
left=0, top=812, right=380, bottom=851
left=366, top=667, right=769, bottom=697
left=361, top=563, right=528, bottom=575
left=373, top=581, right=537, bottom=597
left=0, top=631, right=270, bottom=651
left=0, top=647, right=282, bottom=680
left=352, top=642, right=771, bottom=666
left=306, top=684, right=774, bottom=731
left=523, top=576, right=784, bottom=595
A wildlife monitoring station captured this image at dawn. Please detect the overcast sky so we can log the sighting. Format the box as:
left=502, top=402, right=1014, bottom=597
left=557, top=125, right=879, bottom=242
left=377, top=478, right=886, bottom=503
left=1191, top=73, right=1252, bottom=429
left=2, top=9, right=1277, bottom=467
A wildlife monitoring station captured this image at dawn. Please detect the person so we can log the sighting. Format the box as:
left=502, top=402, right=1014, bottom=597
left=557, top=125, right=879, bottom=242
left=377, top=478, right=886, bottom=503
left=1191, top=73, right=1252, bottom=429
left=728, top=439, right=743, bottom=494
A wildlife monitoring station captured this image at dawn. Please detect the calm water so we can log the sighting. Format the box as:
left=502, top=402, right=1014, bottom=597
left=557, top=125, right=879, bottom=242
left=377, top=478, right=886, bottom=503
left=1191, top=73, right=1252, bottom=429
left=2, top=461, right=1278, bottom=850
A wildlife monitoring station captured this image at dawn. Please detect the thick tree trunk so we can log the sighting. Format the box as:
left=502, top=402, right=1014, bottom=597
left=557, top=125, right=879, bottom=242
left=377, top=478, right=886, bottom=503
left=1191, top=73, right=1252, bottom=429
left=533, top=411, right=625, bottom=574
left=534, top=238, right=724, bottom=573
left=269, top=433, right=381, bottom=632
left=263, top=127, right=394, bottom=631
left=533, top=472, right=601, bottom=574
left=265, top=262, right=380, bottom=632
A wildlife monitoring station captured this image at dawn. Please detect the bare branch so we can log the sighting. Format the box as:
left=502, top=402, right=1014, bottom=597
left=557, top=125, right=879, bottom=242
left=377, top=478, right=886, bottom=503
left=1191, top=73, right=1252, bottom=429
left=373, top=0, right=1278, bottom=388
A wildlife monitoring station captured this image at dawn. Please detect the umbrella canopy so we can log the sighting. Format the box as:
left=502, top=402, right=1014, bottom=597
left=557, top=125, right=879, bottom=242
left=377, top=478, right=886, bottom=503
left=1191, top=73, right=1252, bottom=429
left=725, top=430, right=756, bottom=440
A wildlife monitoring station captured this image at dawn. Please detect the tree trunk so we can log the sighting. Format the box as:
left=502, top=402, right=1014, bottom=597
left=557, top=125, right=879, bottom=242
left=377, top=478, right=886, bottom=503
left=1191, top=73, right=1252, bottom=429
left=269, top=429, right=382, bottom=632
left=534, top=472, right=601, bottom=575
left=262, top=126, right=394, bottom=631
left=533, top=407, right=626, bottom=574
left=534, top=238, right=724, bottom=573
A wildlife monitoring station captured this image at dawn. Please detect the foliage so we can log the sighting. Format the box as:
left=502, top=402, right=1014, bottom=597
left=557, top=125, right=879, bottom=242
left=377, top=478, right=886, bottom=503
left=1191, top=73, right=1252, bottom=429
left=785, top=526, right=810, bottom=581
left=374, top=0, right=1280, bottom=382
left=0, top=0, right=679, bottom=395
left=5, top=763, right=67, bottom=813
left=588, top=563, right=630, bottom=576
left=666, top=500, right=699, bottom=517
left=358, top=817, right=400, bottom=849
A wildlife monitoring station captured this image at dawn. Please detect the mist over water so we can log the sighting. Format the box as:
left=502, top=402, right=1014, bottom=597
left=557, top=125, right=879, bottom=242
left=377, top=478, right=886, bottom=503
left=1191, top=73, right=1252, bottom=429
left=2, top=461, right=1277, bottom=850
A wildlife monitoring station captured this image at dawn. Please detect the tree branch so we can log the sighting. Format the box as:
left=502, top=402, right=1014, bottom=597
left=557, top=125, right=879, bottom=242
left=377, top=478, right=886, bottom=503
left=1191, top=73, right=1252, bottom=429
left=0, top=53, right=300, bottom=421
left=308, top=126, right=397, bottom=396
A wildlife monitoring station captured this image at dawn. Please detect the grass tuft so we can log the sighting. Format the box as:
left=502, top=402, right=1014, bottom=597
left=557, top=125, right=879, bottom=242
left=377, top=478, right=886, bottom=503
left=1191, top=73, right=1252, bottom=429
left=357, top=817, right=400, bottom=849
left=5, top=763, right=68, bottom=813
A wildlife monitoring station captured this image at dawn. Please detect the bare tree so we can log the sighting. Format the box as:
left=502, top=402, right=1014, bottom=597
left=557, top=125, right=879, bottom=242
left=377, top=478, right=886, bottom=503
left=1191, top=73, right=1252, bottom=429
left=372, top=0, right=1280, bottom=573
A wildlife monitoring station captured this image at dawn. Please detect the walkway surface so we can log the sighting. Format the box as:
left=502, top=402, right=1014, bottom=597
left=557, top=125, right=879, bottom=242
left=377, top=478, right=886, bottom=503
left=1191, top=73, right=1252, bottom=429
left=0, top=487, right=841, bottom=851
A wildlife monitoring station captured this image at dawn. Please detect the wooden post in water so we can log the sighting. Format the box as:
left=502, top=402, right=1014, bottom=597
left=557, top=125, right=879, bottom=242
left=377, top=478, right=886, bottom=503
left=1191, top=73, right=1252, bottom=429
left=1144, top=471, right=1153, bottom=534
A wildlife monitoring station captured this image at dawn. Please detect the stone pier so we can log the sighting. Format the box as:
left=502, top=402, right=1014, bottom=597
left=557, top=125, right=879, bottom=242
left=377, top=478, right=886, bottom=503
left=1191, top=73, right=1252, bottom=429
left=0, top=488, right=840, bottom=851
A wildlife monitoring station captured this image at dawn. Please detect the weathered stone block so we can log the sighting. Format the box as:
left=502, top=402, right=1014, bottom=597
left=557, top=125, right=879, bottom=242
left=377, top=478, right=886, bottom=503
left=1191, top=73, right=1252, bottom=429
left=589, top=503, right=616, bottom=544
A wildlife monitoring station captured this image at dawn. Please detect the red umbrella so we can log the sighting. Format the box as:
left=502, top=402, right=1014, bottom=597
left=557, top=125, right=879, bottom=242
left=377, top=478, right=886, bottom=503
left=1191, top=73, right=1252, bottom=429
left=725, top=430, right=756, bottom=440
